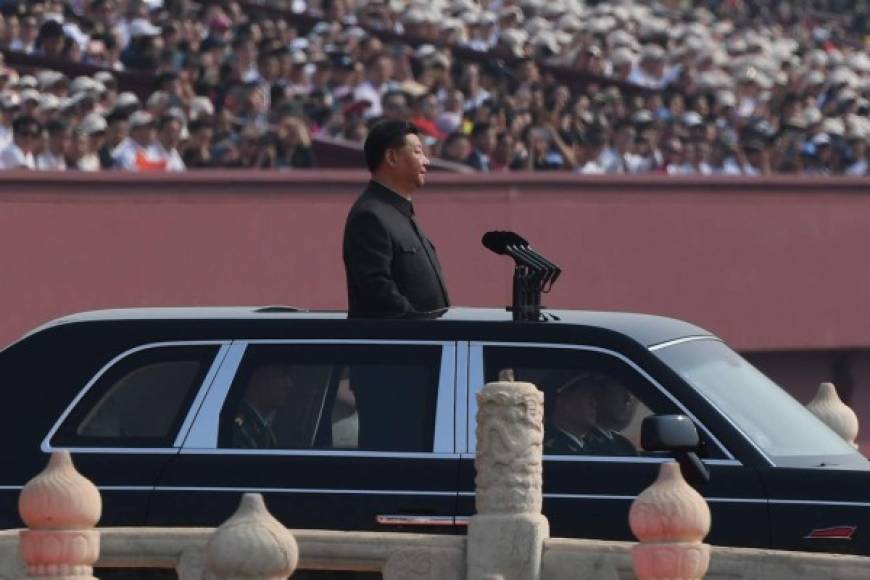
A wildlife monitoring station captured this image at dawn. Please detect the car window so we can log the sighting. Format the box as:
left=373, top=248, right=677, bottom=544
left=53, top=344, right=220, bottom=447
left=218, top=344, right=443, bottom=452
left=482, top=345, right=725, bottom=459
left=656, top=339, right=863, bottom=461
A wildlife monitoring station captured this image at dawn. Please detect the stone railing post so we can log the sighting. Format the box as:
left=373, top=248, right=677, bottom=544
left=806, top=382, right=859, bottom=448
left=206, top=493, right=298, bottom=579
left=18, top=451, right=102, bottom=580
left=466, top=373, right=548, bottom=580
left=629, top=461, right=710, bottom=580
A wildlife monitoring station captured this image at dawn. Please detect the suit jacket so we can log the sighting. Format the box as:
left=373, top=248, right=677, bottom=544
left=343, top=180, right=450, bottom=317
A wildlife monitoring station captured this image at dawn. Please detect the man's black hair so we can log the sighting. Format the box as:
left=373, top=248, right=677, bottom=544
left=363, top=120, right=419, bottom=172
left=470, top=122, right=492, bottom=140
left=157, top=114, right=180, bottom=131
left=12, top=115, right=40, bottom=136
left=45, top=118, right=68, bottom=135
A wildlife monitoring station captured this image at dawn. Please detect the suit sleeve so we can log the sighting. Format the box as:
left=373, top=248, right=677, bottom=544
left=345, top=211, right=414, bottom=315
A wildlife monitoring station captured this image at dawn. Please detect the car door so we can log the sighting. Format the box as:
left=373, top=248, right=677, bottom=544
left=150, top=339, right=462, bottom=533
left=43, top=341, right=230, bottom=525
left=455, top=342, right=770, bottom=549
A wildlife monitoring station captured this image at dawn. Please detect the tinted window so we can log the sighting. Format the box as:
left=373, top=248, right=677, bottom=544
left=54, top=345, right=220, bottom=447
left=483, top=346, right=725, bottom=459
left=656, top=339, right=862, bottom=461
left=218, top=344, right=443, bottom=452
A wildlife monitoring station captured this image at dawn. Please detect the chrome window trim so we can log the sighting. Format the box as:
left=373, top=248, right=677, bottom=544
left=769, top=499, right=870, bottom=508
left=183, top=339, right=456, bottom=454
left=45, top=447, right=179, bottom=455
left=455, top=341, right=469, bottom=455
left=153, top=486, right=458, bottom=496
left=183, top=342, right=248, bottom=448
left=173, top=344, right=231, bottom=447
left=650, top=337, right=777, bottom=468
left=535, top=456, right=740, bottom=465
left=179, top=449, right=461, bottom=459
left=456, top=495, right=768, bottom=505
left=648, top=335, right=715, bottom=351
left=466, top=341, right=736, bottom=462
left=41, top=340, right=230, bottom=453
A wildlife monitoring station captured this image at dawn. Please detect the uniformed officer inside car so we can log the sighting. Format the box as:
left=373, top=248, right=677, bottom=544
left=544, top=374, right=602, bottom=454
left=544, top=371, right=638, bottom=456
left=343, top=120, right=450, bottom=318
left=232, top=364, right=293, bottom=449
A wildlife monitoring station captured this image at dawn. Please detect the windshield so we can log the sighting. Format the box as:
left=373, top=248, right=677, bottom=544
left=655, top=338, right=862, bottom=462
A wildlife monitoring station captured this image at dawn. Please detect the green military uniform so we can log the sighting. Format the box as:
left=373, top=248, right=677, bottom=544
left=585, top=426, right=637, bottom=456
left=231, top=400, right=278, bottom=449
left=544, top=423, right=637, bottom=456
left=544, top=422, right=590, bottom=455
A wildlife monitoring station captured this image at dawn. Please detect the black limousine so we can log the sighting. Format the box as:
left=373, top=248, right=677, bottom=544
left=1, top=305, right=868, bottom=558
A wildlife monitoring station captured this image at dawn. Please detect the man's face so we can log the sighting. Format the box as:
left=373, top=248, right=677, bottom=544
left=386, top=133, right=429, bottom=190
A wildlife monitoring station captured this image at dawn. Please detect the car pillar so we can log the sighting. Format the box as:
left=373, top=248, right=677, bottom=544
left=18, top=450, right=102, bottom=580
left=629, top=461, right=711, bottom=580
left=466, top=370, right=549, bottom=580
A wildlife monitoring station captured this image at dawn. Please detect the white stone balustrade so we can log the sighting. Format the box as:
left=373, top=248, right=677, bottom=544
left=206, top=493, right=298, bottom=580
left=466, top=374, right=548, bottom=580
left=17, top=450, right=102, bottom=580
left=630, top=461, right=711, bottom=580
left=806, top=382, right=859, bottom=448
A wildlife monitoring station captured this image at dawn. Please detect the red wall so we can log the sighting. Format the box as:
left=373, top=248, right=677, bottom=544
left=1, top=171, right=869, bottom=353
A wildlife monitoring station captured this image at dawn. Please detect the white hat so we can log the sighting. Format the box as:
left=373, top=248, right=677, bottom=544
left=78, top=113, right=108, bottom=136
left=129, top=18, right=161, bottom=38
left=116, top=91, right=141, bottom=109
left=189, top=96, right=215, bottom=119
left=20, top=89, right=40, bottom=104
left=129, top=110, right=154, bottom=127
left=38, top=94, right=60, bottom=110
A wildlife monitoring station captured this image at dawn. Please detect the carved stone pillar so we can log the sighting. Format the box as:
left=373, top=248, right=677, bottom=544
left=466, top=377, right=548, bottom=580
left=629, top=462, right=711, bottom=580
left=807, top=382, right=859, bottom=448
left=206, top=493, right=298, bottom=579
left=18, top=451, right=102, bottom=580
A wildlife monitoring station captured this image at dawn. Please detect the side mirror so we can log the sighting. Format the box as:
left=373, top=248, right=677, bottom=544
left=641, top=415, right=710, bottom=485
left=641, top=414, right=699, bottom=452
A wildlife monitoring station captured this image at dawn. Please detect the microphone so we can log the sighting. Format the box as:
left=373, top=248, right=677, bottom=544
left=481, top=231, right=529, bottom=255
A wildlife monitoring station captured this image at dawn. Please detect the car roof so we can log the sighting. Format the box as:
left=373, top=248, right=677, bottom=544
left=28, top=306, right=713, bottom=348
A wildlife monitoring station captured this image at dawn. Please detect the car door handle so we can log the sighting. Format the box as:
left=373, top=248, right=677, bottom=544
left=375, top=514, right=457, bottom=526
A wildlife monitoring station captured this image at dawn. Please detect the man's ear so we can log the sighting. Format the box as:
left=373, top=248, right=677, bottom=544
left=385, top=148, right=397, bottom=167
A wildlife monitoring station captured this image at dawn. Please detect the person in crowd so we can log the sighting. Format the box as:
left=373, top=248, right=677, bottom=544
left=0, top=115, right=40, bottom=169
left=466, top=122, right=496, bottom=171
left=77, top=113, right=108, bottom=171
left=112, top=110, right=164, bottom=170
left=36, top=118, right=71, bottom=170
left=152, top=113, right=186, bottom=171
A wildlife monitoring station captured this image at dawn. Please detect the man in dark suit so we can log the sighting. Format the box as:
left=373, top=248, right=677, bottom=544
left=343, top=120, right=451, bottom=449
left=465, top=122, right=496, bottom=172
left=343, top=120, right=450, bottom=318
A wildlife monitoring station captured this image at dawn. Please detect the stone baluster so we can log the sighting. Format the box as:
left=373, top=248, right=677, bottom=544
left=466, top=373, right=548, bottom=580
left=18, top=450, right=102, bottom=580
left=806, top=382, right=859, bottom=448
left=206, top=493, right=298, bottom=579
left=629, top=461, right=711, bottom=580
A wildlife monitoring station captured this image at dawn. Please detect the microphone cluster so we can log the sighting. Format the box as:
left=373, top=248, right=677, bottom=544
left=481, top=231, right=561, bottom=322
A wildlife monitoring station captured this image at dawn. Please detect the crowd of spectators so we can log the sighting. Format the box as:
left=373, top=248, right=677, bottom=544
left=0, top=0, right=865, bottom=175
